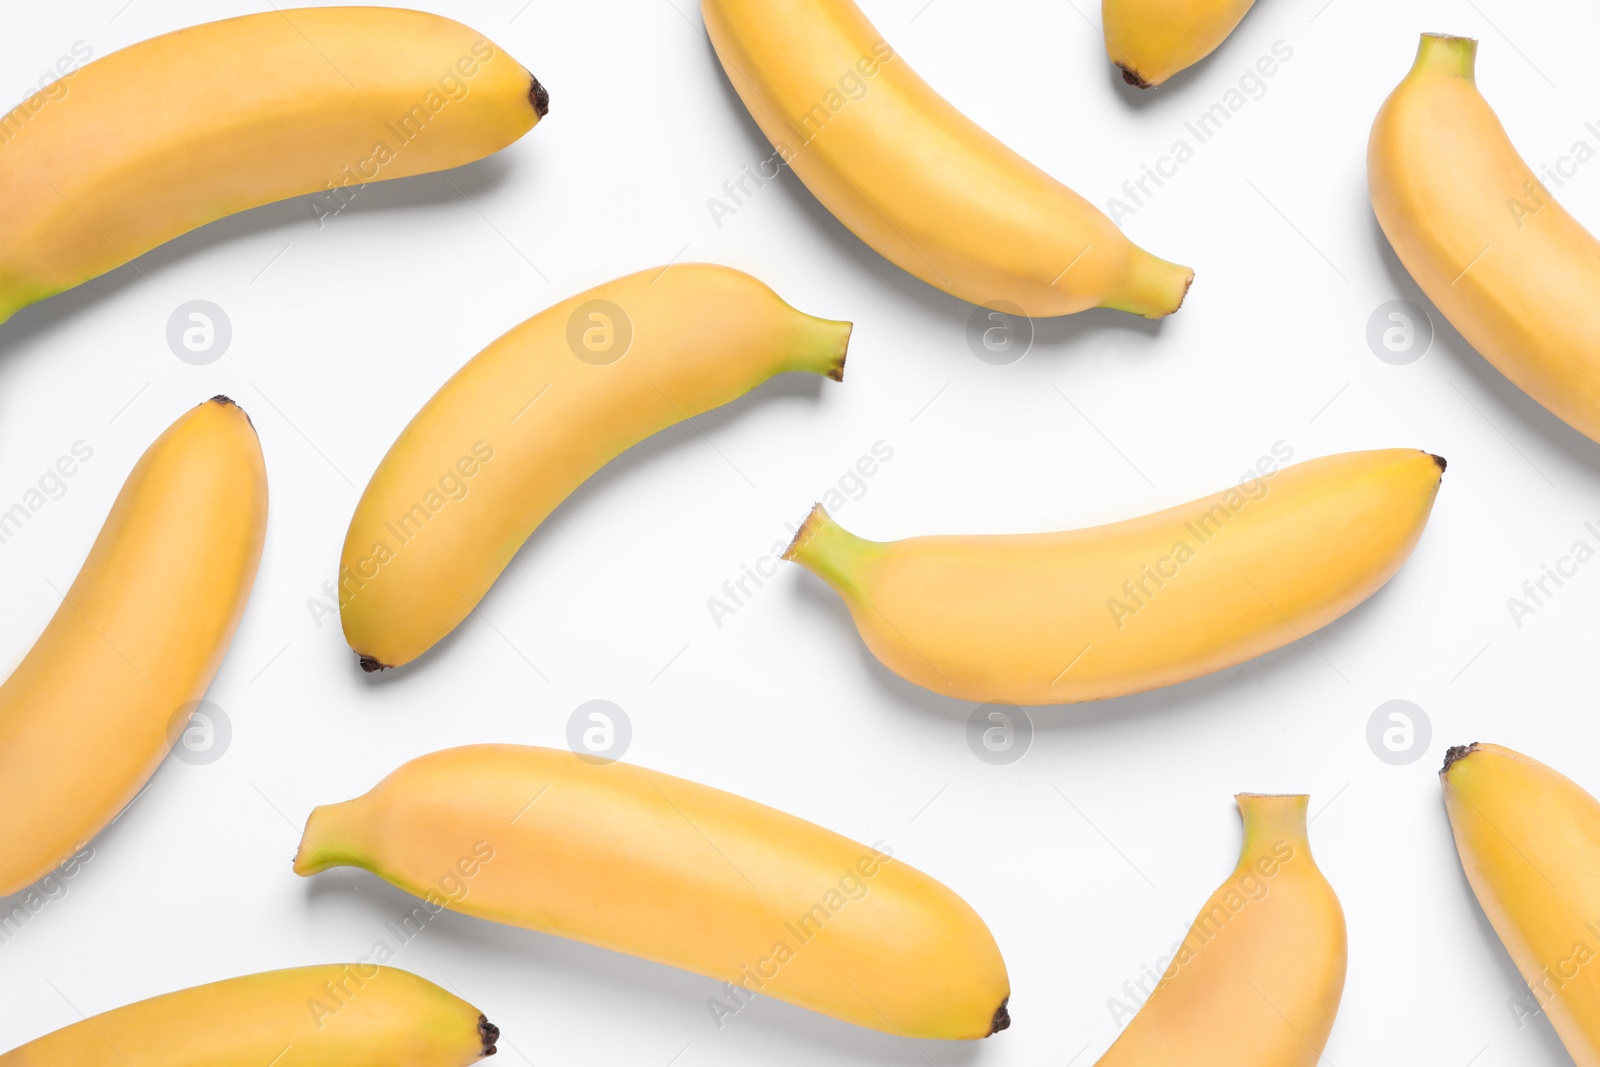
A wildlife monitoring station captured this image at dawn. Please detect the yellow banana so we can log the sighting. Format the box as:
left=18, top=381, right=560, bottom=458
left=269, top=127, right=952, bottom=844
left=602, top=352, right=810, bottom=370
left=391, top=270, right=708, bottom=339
left=785, top=448, right=1443, bottom=704
left=0, top=964, right=496, bottom=1065
left=1443, top=743, right=1600, bottom=1066
left=0, top=398, right=266, bottom=896
left=1096, top=795, right=1346, bottom=1065
left=1102, top=0, right=1259, bottom=87
left=294, top=744, right=1010, bottom=1039
left=0, top=8, right=544, bottom=324
left=338, top=263, right=849, bottom=671
left=701, top=0, right=1192, bottom=318
left=1370, top=35, right=1600, bottom=443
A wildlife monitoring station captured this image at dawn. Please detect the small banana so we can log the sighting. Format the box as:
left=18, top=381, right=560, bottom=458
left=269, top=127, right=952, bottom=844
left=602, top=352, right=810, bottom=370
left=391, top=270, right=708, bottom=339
left=0, top=398, right=267, bottom=897
left=784, top=449, right=1443, bottom=704
left=1370, top=35, right=1600, bottom=443
left=0, top=8, right=544, bottom=324
left=338, top=263, right=849, bottom=671
left=1095, top=795, right=1346, bottom=1065
left=0, top=965, right=496, bottom=1065
left=294, top=744, right=1010, bottom=1039
left=1102, top=0, right=1260, bottom=87
left=702, top=0, right=1193, bottom=318
left=1443, top=743, right=1600, bottom=1066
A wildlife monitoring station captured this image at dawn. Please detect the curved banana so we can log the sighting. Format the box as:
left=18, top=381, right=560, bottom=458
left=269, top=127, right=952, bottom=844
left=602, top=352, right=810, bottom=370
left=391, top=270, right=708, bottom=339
left=1370, top=35, right=1600, bottom=443
left=0, top=8, right=544, bottom=324
left=294, top=744, right=1010, bottom=1039
left=0, top=965, right=496, bottom=1065
left=1103, top=0, right=1259, bottom=87
left=0, top=398, right=266, bottom=896
left=1443, top=743, right=1600, bottom=1065
left=339, top=263, right=849, bottom=671
left=701, top=0, right=1192, bottom=318
left=784, top=448, right=1443, bottom=704
left=1096, top=795, right=1346, bottom=1065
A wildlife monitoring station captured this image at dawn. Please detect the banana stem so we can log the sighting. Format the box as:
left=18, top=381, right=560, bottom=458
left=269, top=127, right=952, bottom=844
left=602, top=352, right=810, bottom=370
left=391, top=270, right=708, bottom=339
left=293, top=800, right=368, bottom=876
left=1413, top=34, right=1477, bottom=80
left=1235, top=793, right=1310, bottom=855
left=1101, top=252, right=1194, bottom=319
left=787, top=314, right=852, bottom=382
left=783, top=504, right=880, bottom=589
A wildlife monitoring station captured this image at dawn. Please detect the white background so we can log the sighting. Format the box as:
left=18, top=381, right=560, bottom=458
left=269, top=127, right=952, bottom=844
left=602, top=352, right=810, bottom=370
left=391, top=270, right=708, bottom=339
left=1, top=0, right=1596, bottom=1063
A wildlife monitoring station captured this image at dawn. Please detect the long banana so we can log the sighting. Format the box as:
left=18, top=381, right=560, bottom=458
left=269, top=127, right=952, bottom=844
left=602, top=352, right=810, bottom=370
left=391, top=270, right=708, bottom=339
left=1370, top=35, right=1600, bottom=443
left=1102, top=0, right=1260, bottom=87
left=1095, top=795, right=1346, bottom=1065
left=701, top=0, right=1193, bottom=318
left=784, top=449, right=1443, bottom=704
left=0, top=965, right=496, bottom=1065
left=0, top=397, right=267, bottom=896
left=338, top=263, right=849, bottom=671
left=1443, top=743, right=1600, bottom=1066
left=294, top=744, right=1010, bottom=1039
left=0, top=8, right=544, bottom=324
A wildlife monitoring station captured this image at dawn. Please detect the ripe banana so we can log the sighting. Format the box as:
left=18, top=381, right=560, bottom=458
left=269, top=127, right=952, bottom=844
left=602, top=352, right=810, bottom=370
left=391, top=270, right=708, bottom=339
left=339, top=263, right=849, bottom=671
left=1096, top=795, right=1346, bottom=1065
left=294, top=744, right=1010, bottom=1039
left=1443, top=743, right=1600, bottom=1066
left=1102, top=0, right=1259, bottom=87
left=0, top=397, right=266, bottom=897
left=0, top=965, right=496, bottom=1065
left=0, top=8, right=544, bottom=325
left=784, top=448, right=1443, bottom=704
left=1370, top=35, right=1600, bottom=443
left=701, top=0, right=1193, bottom=318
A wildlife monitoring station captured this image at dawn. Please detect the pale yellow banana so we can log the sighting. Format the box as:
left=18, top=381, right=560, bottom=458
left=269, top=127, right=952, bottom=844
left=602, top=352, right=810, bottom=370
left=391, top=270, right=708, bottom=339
left=0, top=398, right=266, bottom=896
left=1371, top=35, right=1600, bottom=443
left=0, top=965, right=496, bottom=1065
left=1103, top=0, right=1259, bottom=87
left=0, top=8, right=544, bottom=324
left=702, top=0, right=1192, bottom=317
left=1443, top=743, right=1600, bottom=1066
left=1096, top=795, right=1346, bottom=1065
left=785, top=449, right=1443, bottom=704
left=294, top=744, right=1010, bottom=1039
left=339, top=263, right=849, bottom=671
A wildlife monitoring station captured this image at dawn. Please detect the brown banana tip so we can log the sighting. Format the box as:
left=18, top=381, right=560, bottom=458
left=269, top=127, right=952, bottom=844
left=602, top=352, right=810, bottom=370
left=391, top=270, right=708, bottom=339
left=529, top=75, right=549, bottom=118
left=1117, top=62, right=1152, bottom=89
left=989, top=998, right=1011, bottom=1035
left=781, top=504, right=826, bottom=561
left=1429, top=453, right=1448, bottom=474
left=1441, top=743, right=1478, bottom=776
left=208, top=394, right=256, bottom=430
left=830, top=325, right=851, bottom=382
left=479, top=1015, right=500, bottom=1056
left=357, top=654, right=390, bottom=673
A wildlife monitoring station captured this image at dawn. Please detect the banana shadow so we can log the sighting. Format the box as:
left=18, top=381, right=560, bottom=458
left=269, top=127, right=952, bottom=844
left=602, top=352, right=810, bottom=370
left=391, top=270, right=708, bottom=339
left=700, top=36, right=1171, bottom=352
left=354, top=368, right=833, bottom=686
left=782, top=558, right=1417, bottom=736
left=301, top=868, right=983, bottom=1063
left=1368, top=212, right=1600, bottom=474
left=0, top=152, right=520, bottom=363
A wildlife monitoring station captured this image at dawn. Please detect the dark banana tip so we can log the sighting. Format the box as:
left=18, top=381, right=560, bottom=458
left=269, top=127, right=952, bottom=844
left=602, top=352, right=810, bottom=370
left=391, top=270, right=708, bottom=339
left=357, top=654, right=390, bottom=673
left=1441, top=743, right=1478, bottom=776
left=529, top=75, right=549, bottom=118
left=479, top=1015, right=500, bottom=1056
left=1117, top=62, right=1152, bottom=88
left=1429, top=453, right=1448, bottom=473
left=989, top=997, right=1011, bottom=1035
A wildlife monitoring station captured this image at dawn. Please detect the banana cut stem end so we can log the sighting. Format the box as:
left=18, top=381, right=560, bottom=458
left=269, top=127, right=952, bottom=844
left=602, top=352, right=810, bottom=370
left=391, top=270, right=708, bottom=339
left=1414, top=33, right=1478, bottom=79
left=1441, top=742, right=1479, bottom=776
left=782, top=504, right=830, bottom=562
